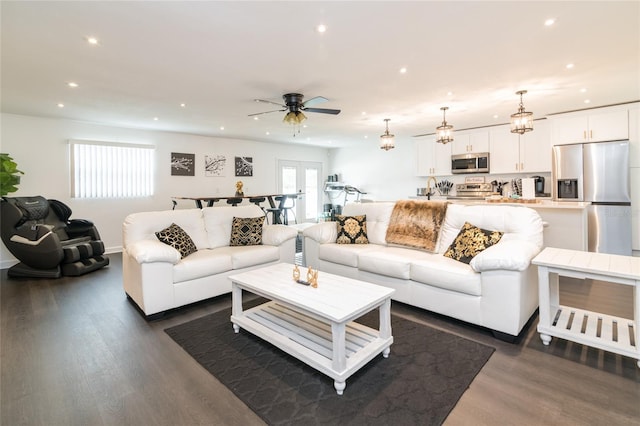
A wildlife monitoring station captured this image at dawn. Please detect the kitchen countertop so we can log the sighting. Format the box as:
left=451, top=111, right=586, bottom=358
left=451, top=199, right=590, bottom=209
left=409, top=196, right=590, bottom=209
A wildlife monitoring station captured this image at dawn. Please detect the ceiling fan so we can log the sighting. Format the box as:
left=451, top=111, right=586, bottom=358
left=249, top=93, right=341, bottom=131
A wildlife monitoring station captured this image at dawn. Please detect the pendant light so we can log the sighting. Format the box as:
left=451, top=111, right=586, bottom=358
left=380, top=118, right=395, bottom=151
left=510, top=90, right=534, bottom=134
left=436, top=107, right=453, bottom=144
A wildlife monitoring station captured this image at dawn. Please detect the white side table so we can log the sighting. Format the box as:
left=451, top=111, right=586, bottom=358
left=532, top=247, right=640, bottom=368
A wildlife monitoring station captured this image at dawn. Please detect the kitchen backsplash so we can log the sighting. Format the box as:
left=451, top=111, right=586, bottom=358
left=414, top=172, right=552, bottom=197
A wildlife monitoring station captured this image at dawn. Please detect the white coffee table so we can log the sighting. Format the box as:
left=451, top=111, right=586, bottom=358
left=229, top=263, right=395, bottom=395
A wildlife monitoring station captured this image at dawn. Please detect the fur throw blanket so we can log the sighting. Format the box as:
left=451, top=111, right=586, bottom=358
left=385, top=200, right=449, bottom=252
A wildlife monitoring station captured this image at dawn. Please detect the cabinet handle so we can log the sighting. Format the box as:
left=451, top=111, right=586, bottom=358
left=521, top=162, right=524, bottom=170
left=583, top=130, right=587, bottom=140
left=590, top=130, right=593, bottom=139
left=515, top=162, right=518, bottom=171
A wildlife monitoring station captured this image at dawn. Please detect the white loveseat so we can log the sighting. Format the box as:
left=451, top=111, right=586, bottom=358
left=303, top=201, right=544, bottom=340
left=123, top=205, right=298, bottom=316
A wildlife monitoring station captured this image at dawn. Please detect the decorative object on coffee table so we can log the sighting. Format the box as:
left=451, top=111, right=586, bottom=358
left=292, top=264, right=300, bottom=281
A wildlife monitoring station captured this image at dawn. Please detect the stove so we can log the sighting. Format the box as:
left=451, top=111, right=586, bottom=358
left=448, top=183, right=494, bottom=200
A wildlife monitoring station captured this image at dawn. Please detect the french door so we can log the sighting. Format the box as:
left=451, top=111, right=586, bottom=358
left=277, top=160, right=322, bottom=223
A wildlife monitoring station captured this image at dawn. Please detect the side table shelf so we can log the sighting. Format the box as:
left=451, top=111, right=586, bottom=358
left=540, top=305, right=636, bottom=360
left=532, top=247, right=640, bottom=368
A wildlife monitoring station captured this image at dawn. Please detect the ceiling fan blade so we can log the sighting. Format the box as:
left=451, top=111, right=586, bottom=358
left=248, top=109, right=286, bottom=117
left=302, top=96, right=328, bottom=107
left=302, top=107, right=341, bottom=115
left=253, top=98, right=286, bottom=107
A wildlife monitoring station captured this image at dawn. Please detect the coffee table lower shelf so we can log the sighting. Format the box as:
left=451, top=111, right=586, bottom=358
left=231, top=300, right=393, bottom=395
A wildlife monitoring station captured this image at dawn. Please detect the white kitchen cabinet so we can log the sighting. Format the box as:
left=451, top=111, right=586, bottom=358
left=629, top=107, right=639, bottom=168
left=489, top=121, right=551, bottom=173
left=551, top=108, right=629, bottom=145
left=626, top=105, right=639, bottom=252
left=451, top=130, right=489, bottom=154
left=631, top=167, right=640, bottom=252
left=415, top=137, right=451, bottom=176
left=519, top=120, right=552, bottom=172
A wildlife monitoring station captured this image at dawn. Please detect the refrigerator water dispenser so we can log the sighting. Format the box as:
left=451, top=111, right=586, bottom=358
left=557, top=179, right=579, bottom=200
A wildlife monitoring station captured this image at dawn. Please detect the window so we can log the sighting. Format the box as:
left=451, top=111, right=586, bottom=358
left=70, top=140, right=155, bottom=198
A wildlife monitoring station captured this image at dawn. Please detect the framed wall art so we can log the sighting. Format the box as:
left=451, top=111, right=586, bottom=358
left=235, top=156, right=253, bottom=177
left=171, top=152, right=195, bottom=176
left=205, top=154, right=227, bottom=177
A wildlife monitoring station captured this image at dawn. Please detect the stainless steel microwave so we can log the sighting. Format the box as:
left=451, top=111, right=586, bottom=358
left=451, top=152, right=490, bottom=174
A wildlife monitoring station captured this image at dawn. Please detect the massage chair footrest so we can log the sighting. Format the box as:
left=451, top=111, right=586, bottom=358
left=61, top=255, right=110, bottom=277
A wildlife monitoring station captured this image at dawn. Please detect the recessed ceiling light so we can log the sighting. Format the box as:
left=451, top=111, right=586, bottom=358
left=544, top=18, right=555, bottom=26
left=57, top=103, right=64, bottom=108
left=399, top=67, right=407, bottom=74
left=220, top=126, right=224, bottom=130
left=265, top=131, right=270, bottom=135
left=493, top=114, right=499, bottom=119
left=580, top=88, right=587, bottom=93
left=566, top=63, right=574, bottom=69
left=364, top=135, right=368, bottom=139
left=447, top=91, right=454, bottom=96
left=253, top=116, right=259, bottom=120
left=67, top=82, right=78, bottom=88
left=85, top=36, right=99, bottom=45
left=317, top=24, right=327, bottom=33
left=180, top=103, right=186, bottom=108
left=361, top=111, right=367, bottom=115
left=153, top=117, right=159, bottom=121
left=584, top=99, right=591, bottom=104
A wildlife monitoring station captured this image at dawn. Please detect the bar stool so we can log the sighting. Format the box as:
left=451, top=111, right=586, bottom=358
left=249, top=197, right=267, bottom=217
left=265, top=196, right=285, bottom=224
left=226, top=198, right=242, bottom=207
left=249, top=197, right=266, bottom=207
left=280, top=195, right=297, bottom=225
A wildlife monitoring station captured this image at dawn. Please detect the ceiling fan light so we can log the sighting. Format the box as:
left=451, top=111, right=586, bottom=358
left=510, top=90, right=534, bottom=134
left=380, top=118, right=395, bottom=151
left=283, top=111, right=307, bottom=125
left=436, top=107, right=454, bottom=144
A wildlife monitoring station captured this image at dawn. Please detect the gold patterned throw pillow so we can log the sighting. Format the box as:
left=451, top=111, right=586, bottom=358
left=336, top=215, right=369, bottom=244
left=444, top=222, right=503, bottom=264
left=155, top=223, right=198, bottom=258
left=230, top=216, right=265, bottom=246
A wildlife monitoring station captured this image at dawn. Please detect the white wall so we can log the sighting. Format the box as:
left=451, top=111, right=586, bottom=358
left=328, top=138, right=429, bottom=202
left=0, top=114, right=329, bottom=267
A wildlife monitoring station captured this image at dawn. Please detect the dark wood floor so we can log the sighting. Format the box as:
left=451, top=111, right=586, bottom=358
left=1, top=254, right=639, bottom=425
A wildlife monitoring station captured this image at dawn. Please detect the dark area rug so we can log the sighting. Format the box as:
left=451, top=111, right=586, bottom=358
left=165, top=300, right=494, bottom=426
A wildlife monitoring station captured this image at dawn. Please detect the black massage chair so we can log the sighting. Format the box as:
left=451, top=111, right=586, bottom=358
left=1, top=196, right=109, bottom=278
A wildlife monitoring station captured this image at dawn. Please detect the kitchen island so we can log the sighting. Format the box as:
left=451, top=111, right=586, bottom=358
left=411, top=196, right=589, bottom=251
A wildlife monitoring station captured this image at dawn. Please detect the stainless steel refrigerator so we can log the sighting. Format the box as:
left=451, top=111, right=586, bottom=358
left=552, top=141, right=632, bottom=255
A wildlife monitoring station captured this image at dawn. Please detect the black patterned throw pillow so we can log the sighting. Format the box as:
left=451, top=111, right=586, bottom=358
left=444, top=222, right=503, bottom=264
left=230, top=216, right=265, bottom=246
left=335, top=215, right=369, bottom=244
left=155, top=223, right=198, bottom=258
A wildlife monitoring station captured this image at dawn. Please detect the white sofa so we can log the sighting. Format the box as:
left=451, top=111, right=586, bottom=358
left=303, top=201, right=544, bottom=340
left=123, top=205, right=298, bottom=316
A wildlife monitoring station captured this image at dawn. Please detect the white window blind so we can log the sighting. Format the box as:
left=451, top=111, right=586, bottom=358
left=70, top=140, right=155, bottom=198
